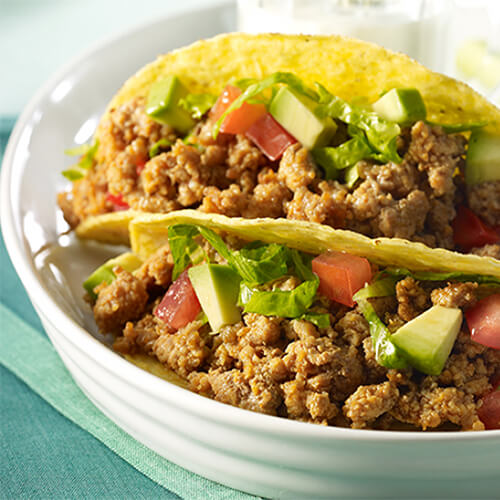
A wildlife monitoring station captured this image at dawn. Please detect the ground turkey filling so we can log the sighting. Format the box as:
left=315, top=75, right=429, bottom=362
left=92, top=243, right=500, bottom=431
left=58, top=97, right=500, bottom=259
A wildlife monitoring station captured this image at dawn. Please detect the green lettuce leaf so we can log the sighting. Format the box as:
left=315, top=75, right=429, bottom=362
left=167, top=225, right=204, bottom=280
left=197, top=226, right=291, bottom=285
left=312, top=136, right=372, bottom=179
left=62, top=139, right=99, bottom=181
left=344, top=163, right=362, bottom=188
left=196, top=226, right=233, bottom=261
left=353, top=277, right=398, bottom=301
left=356, top=299, right=408, bottom=370
left=289, top=249, right=315, bottom=282
left=426, top=121, right=488, bottom=134
left=179, top=93, right=217, bottom=119
left=235, top=242, right=290, bottom=285
left=149, top=138, right=173, bottom=158
left=315, top=84, right=401, bottom=163
left=239, top=277, right=319, bottom=318
left=299, top=311, right=331, bottom=328
left=383, top=267, right=500, bottom=286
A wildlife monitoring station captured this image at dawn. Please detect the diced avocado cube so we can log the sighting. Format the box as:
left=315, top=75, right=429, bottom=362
left=83, top=252, right=143, bottom=299
left=465, top=130, right=500, bottom=185
left=391, top=305, right=462, bottom=376
left=344, top=162, right=361, bottom=188
left=372, top=88, right=426, bottom=125
left=188, top=264, right=241, bottom=332
left=146, top=76, right=195, bottom=134
left=269, top=86, right=337, bottom=150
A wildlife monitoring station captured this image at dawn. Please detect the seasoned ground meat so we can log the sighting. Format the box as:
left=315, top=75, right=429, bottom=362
left=226, top=135, right=267, bottom=192
left=467, top=180, right=500, bottom=227
left=343, top=381, right=399, bottom=429
left=141, top=141, right=207, bottom=207
left=282, top=374, right=338, bottom=423
left=153, top=319, right=210, bottom=378
left=396, top=277, right=430, bottom=321
left=134, top=245, right=173, bottom=289
left=430, top=282, right=478, bottom=309
left=91, top=240, right=498, bottom=431
left=406, top=121, right=466, bottom=197
left=93, top=269, right=148, bottom=334
left=278, top=143, right=318, bottom=191
left=376, top=189, right=430, bottom=240
left=390, top=381, right=483, bottom=431
left=113, top=313, right=161, bottom=355
left=471, top=244, right=500, bottom=260
left=285, top=181, right=347, bottom=228
left=59, top=102, right=497, bottom=261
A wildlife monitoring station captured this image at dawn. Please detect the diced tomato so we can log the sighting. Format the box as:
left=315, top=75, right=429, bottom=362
left=478, top=390, right=500, bottom=430
left=452, top=206, right=499, bottom=250
left=246, top=113, right=297, bottom=161
left=155, top=269, right=201, bottom=330
left=135, top=158, right=147, bottom=176
left=312, top=251, right=372, bottom=307
left=209, top=85, right=267, bottom=135
left=210, top=85, right=242, bottom=121
left=465, top=293, right=500, bottom=349
left=106, top=192, right=130, bottom=211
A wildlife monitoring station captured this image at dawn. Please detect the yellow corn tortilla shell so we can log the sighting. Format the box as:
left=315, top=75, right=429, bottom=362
left=124, top=354, right=188, bottom=389
left=129, top=210, right=500, bottom=280
left=77, top=33, right=500, bottom=245
left=96, top=32, right=500, bottom=142
left=76, top=210, right=139, bottom=246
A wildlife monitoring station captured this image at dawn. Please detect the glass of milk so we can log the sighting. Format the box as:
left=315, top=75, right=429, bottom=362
left=237, top=0, right=451, bottom=71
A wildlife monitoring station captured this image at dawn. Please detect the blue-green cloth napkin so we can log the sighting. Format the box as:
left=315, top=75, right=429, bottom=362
left=0, top=119, right=258, bottom=500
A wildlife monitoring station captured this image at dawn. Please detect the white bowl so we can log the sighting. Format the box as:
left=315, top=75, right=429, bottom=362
left=2, top=4, right=499, bottom=499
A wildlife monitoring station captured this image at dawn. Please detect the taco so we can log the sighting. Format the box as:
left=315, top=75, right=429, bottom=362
left=85, top=210, right=500, bottom=431
left=58, top=33, right=500, bottom=257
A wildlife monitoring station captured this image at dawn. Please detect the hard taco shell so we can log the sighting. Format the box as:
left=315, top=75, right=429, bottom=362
left=75, top=33, right=500, bottom=247
left=129, top=209, right=500, bottom=280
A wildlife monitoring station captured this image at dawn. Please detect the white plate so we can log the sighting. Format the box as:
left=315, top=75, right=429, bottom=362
left=2, top=3, right=500, bottom=499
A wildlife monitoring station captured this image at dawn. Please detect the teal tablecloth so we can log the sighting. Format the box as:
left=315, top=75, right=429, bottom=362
left=0, top=119, right=257, bottom=499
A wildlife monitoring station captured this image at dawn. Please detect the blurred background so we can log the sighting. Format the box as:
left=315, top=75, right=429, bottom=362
left=0, top=0, right=499, bottom=133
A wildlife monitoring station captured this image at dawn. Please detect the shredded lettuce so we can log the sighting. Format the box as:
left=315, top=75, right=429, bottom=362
left=149, top=138, right=173, bottom=158
left=426, top=121, right=488, bottom=134
left=383, top=267, right=500, bottom=286
left=315, top=84, right=402, bottom=163
left=353, top=277, right=398, bottom=301
left=356, top=299, right=408, bottom=370
left=198, top=226, right=291, bottom=285
left=62, top=139, right=99, bottom=181
left=64, top=143, right=93, bottom=157
left=239, top=278, right=319, bottom=318
left=167, top=225, right=204, bottom=280
left=237, top=249, right=319, bottom=318
left=299, top=311, right=331, bottom=328
left=213, top=72, right=318, bottom=138
left=179, top=93, right=217, bottom=119
left=289, top=249, right=315, bottom=281
left=312, top=136, right=372, bottom=179
left=344, top=163, right=361, bottom=188
left=234, top=242, right=291, bottom=285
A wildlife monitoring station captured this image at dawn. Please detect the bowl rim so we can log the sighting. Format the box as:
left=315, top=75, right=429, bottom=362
left=1, top=7, right=499, bottom=444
